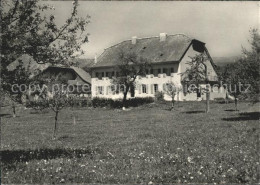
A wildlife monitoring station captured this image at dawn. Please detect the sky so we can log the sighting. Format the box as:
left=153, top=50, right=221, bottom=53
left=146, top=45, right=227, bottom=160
left=45, top=1, right=259, bottom=59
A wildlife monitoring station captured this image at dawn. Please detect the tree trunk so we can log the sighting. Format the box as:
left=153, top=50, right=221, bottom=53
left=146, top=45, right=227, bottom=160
left=171, top=100, right=174, bottom=110
left=206, top=85, right=210, bottom=113
left=122, top=85, right=129, bottom=110
left=235, top=97, right=238, bottom=111
left=53, top=111, right=59, bottom=139
left=12, top=103, right=16, bottom=118
left=171, top=94, right=175, bottom=110
left=73, top=116, right=76, bottom=125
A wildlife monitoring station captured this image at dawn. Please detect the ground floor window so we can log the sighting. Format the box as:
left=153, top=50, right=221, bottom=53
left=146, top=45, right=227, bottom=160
left=142, top=84, right=147, bottom=94
left=97, top=86, right=104, bottom=95
left=154, top=84, right=158, bottom=93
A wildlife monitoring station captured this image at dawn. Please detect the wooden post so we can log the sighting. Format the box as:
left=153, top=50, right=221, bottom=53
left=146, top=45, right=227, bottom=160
left=206, top=84, right=210, bottom=113
left=202, top=62, right=210, bottom=113
left=53, top=111, right=58, bottom=139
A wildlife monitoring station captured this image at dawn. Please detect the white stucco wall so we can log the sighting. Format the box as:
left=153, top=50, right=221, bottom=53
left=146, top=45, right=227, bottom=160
left=91, top=46, right=225, bottom=101
left=180, top=46, right=218, bottom=80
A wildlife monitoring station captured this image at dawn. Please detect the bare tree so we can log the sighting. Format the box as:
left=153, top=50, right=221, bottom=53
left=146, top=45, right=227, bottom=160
left=28, top=76, right=70, bottom=139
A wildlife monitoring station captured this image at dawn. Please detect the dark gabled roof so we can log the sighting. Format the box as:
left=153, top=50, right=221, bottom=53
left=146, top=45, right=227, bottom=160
left=7, top=54, right=49, bottom=72
left=92, top=34, right=201, bottom=68
left=71, top=66, right=91, bottom=84
left=70, top=58, right=95, bottom=70
left=42, top=66, right=91, bottom=84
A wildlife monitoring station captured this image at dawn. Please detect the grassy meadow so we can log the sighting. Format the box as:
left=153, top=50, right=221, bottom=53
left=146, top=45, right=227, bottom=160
left=1, top=101, right=259, bottom=184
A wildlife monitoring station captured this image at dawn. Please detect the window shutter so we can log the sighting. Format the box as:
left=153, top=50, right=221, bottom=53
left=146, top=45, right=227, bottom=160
left=151, top=84, right=154, bottom=94
left=139, top=84, right=141, bottom=94
left=106, top=86, right=109, bottom=95
left=146, top=84, right=148, bottom=94
left=163, top=83, right=167, bottom=92
left=95, top=86, right=98, bottom=95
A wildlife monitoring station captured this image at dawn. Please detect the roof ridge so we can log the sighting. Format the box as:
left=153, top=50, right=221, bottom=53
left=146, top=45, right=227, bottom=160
left=102, top=33, right=191, bottom=52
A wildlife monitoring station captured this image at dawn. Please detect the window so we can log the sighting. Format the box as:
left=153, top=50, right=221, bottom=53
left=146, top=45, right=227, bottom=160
left=106, top=72, right=112, bottom=78
left=110, top=85, right=117, bottom=95
left=142, top=84, right=147, bottom=94
left=163, top=68, right=167, bottom=74
left=158, top=69, right=161, bottom=74
left=154, top=84, right=158, bottom=93
left=96, top=72, right=102, bottom=80
left=101, top=72, right=104, bottom=78
left=145, top=69, right=149, bottom=75
left=98, top=86, right=104, bottom=95
left=111, top=71, right=115, bottom=77
left=150, top=69, right=154, bottom=75
left=170, top=67, right=174, bottom=73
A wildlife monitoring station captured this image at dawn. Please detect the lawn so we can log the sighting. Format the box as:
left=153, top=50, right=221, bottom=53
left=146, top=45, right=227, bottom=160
left=1, top=101, right=259, bottom=184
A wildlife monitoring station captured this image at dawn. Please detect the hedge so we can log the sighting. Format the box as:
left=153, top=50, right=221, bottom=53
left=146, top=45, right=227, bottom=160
left=92, top=97, right=154, bottom=108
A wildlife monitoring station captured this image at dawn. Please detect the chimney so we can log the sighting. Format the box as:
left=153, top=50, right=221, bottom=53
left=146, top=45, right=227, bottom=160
left=132, top=36, right=137, bottom=44
left=94, top=53, right=97, bottom=64
left=160, top=33, right=167, bottom=42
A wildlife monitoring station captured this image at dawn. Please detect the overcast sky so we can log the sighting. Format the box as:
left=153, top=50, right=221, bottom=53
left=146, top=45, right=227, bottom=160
left=45, top=1, right=259, bottom=58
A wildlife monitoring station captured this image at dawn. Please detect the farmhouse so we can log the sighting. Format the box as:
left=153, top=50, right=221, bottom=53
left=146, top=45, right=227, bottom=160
left=39, top=66, right=91, bottom=96
left=91, top=33, right=226, bottom=101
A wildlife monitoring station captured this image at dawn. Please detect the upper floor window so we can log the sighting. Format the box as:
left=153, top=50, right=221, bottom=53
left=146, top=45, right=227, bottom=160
left=163, top=68, right=167, bottom=74
left=158, top=69, right=161, bottom=74
left=171, top=67, right=174, bottom=73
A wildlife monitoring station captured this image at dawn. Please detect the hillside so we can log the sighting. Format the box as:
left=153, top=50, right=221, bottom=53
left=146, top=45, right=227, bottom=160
left=212, top=56, right=240, bottom=67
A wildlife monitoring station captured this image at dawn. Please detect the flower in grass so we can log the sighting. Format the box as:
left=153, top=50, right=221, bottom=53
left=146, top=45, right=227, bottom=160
left=187, top=157, right=193, bottom=163
left=56, top=167, right=62, bottom=172
left=60, top=178, right=65, bottom=183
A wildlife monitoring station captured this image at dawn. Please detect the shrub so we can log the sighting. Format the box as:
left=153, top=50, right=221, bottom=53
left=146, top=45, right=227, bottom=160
left=92, top=97, right=154, bottom=108
left=68, top=96, right=92, bottom=107
left=155, top=91, right=164, bottom=101
left=214, top=97, right=234, bottom=104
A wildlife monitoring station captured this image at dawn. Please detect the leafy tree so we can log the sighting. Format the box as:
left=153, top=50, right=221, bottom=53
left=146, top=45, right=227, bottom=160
left=182, top=53, right=210, bottom=113
left=222, top=63, right=243, bottom=111
left=112, top=51, right=150, bottom=109
left=163, top=81, right=182, bottom=110
left=2, top=60, right=32, bottom=117
left=240, top=28, right=260, bottom=102
left=221, top=28, right=259, bottom=108
left=1, top=0, right=90, bottom=103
